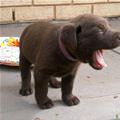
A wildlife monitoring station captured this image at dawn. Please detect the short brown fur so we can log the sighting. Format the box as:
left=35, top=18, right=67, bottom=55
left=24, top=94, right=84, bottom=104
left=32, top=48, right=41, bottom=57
left=19, top=14, right=120, bottom=109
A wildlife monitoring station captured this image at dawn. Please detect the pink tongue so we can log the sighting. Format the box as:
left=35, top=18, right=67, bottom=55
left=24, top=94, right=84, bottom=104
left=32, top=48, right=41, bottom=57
left=94, top=50, right=107, bottom=68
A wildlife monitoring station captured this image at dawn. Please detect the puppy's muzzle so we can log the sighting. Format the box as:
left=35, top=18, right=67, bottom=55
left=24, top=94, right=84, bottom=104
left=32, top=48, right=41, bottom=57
left=113, top=32, right=120, bottom=46
left=117, top=33, right=120, bottom=42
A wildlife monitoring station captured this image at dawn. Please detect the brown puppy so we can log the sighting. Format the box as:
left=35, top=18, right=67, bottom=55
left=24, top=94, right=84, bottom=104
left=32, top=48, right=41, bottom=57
left=19, top=14, right=120, bottom=109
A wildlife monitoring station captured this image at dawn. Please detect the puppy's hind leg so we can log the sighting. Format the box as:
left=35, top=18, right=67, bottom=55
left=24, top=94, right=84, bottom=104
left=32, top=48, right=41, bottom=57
left=49, top=77, right=61, bottom=88
left=19, top=53, right=33, bottom=96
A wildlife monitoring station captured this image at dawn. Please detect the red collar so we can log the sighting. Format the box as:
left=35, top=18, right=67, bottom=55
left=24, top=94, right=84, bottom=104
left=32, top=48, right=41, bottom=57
left=58, top=37, right=77, bottom=62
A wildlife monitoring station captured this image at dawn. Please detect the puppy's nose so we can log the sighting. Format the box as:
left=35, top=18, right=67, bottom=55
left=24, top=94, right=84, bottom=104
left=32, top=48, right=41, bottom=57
left=118, top=34, right=120, bottom=40
left=117, top=33, right=120, bottom=46
left=114, top=32, right=120, bottom=40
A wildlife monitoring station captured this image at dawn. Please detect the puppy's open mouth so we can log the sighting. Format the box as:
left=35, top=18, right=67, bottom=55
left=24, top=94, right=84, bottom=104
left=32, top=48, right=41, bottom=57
left=90, top=50, right=107, bottom=70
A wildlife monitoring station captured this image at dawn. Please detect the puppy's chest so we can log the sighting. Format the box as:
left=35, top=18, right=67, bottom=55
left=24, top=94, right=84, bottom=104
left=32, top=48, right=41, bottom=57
left=53, top=62, right=80, bottom=77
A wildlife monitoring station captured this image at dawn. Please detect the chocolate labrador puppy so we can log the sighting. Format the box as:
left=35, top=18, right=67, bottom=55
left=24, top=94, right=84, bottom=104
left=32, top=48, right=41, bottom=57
left=19, top=14, right=120, bottom=109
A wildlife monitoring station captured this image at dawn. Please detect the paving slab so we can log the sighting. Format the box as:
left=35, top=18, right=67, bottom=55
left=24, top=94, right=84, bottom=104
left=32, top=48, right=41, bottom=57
left=0, top=18, right=120, bottom=120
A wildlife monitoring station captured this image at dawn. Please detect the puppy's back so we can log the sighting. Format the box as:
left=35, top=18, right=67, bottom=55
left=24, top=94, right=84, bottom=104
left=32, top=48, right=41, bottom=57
left=20, top=22, right=57, bottom=63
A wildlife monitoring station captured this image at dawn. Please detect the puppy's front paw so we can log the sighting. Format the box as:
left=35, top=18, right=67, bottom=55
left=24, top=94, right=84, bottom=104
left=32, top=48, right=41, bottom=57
left=62, top=95, right=80, bottom=106
left=38, top=98, right=54, bottom=109
left=19, top=88, right=33, bottom=96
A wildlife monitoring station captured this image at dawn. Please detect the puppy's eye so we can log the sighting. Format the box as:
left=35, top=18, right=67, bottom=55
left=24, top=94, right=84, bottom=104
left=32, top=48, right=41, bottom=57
left=98, top=24, right=106, bottom=34
left=98, top=24, right=106, bottom=30
left=98, top=28, right=104, bottom=34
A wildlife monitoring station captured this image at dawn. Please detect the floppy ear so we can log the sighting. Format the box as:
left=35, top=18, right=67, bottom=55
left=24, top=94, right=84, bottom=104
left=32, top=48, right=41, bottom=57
left=76, top=24, right=82, bottom=34
left=59, top=23, right=77, bottom=52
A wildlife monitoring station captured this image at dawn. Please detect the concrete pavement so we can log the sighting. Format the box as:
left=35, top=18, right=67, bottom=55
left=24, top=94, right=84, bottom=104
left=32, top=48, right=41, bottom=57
left=0, top=18, right=120, bottom=120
